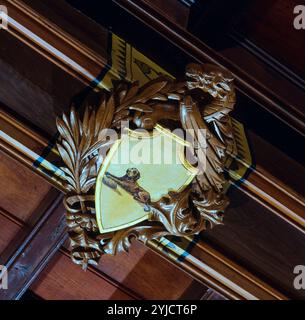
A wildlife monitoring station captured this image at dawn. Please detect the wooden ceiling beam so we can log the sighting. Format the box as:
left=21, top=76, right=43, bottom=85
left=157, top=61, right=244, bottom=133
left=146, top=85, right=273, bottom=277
left=0, top=0, right=301, bottom=299
left=0, top=107, right=288, bottom=300
left=114, top=0, right=305, bottom=138
left=0, top=193, right=66, bottom=299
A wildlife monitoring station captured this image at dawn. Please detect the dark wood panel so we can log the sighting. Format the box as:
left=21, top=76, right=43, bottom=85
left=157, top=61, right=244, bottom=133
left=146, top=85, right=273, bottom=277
left=0, top=215, right=21, bottom=255
left=30, top=253, right=134, bottom=300
left=0, top=30, right=86, bottom=136
left=0, top=151, right=51, bottom=223
left=0, top=0, right=302, bottom=300
left=217, top=43, right=305, bottom=135
left=247, top=131, right=305, bottom=198
left=93, top=240, right=205, bottom=300
left=142, top=0, right=190, bottom=28
left=202, top=187, right=305, bottom=299
left=112, top=0, right=305, bottom=137
left=21, top=0, right=109, bottom=58
left=234, top=0, right=305, bottom=80
left=180, top=280, right=211, bottom=300
left=0, top=194, right=66, bottom=300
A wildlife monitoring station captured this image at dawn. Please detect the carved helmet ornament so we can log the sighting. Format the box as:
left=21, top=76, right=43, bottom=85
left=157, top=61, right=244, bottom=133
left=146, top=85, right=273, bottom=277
left=56, top=63, right=237, bottom=269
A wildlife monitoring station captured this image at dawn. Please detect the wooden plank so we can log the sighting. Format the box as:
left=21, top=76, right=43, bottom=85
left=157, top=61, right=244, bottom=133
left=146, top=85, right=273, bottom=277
left=142, top=0, right=190, bottom=28
left=0, top=215, right=23, bottom=255
left=179, top=280, right=210, bottom=300
left=0, top=31, right=86, bottom=137
left=3, top=0, right=300, bottom=300
left=21, top=0, right=109, bottom=58
left=2, top=0, right=109, bottom=88
left=92, top=240, right=203, bottom=300
left=0, top=152, right=204, bottom=299
left=148, top=236, right=287, bottom=300
left=30, top=253, right=134, bottom=300
left=114, top=0, right=305, bottom=137
left=0, top=109, right=66, bottom=191
left=202, top=187, right=305, bottom=299
left=0, top=193, right=66, bottom=300
left=187, top=0, right=305, bottom=94
left=0, top=151, right=52, bottom=223
left=232, top=0, right=305, bottom=82
left=1, top=111, right=288, bottom=299
left=0, top=192, right=141, bottom=300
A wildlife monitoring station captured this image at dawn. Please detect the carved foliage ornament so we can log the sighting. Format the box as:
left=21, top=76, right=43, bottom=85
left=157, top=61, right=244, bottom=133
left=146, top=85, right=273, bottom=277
left=56, top=63, right=236, bottom=269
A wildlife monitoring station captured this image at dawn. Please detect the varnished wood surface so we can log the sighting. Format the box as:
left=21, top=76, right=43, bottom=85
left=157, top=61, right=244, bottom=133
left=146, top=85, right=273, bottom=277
left=202, top=186, right=305, bottom=299
left=31, top=253, right=135, bottom=300
left=0, top=0, right=304, bottom=299
left=2, top=0, right=109, bottom=87
left=0, top=193, right=66, bottom=300
left=0, top=31, right=86, bottom=136
left=187, top=0, right=305, bottom=138
left=0, top=150, right=208, bottom=300
left=148, top=236, right=287, bottom=300
left=1, top=109, right=287, bottom=299
left=21, top=0, right=109, bottom=59
left=0, top=215, right=22, bottom=256
left=0, top=151, right=52, bottom=223
left=235, top=131, right=305, bottom=233
left=233, top=0, right=305, bottom=81
left=91, top=240, right=202, bottom=300
left=141, top=0, right=190, bottom=28
left=113, top=0, right=305, bottom=137
left=247, top=125, right=305, bottom=199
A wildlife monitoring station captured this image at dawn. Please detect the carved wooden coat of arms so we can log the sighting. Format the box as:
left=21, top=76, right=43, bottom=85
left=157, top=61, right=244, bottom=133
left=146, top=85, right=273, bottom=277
left=56, top=63, right=237, bottom=269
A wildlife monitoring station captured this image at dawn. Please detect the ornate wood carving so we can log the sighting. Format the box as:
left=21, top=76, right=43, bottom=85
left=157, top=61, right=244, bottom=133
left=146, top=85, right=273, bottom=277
left=56, top=63, right=236, bottom=269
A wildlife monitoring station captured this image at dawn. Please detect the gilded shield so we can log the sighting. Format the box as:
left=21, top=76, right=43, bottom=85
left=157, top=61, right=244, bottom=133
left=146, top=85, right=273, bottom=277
left=95, top=125, right=198, bottom=234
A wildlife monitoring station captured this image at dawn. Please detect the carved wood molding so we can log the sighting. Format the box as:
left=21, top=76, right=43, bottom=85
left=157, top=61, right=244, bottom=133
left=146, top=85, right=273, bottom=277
left=56, top=63, right=236, bottom=269
left=6, top=0, right=305, bottom=138
left=2, top=0, right=302, bottom=234
left=0, top=1, right=302, bottom=299
left=147, top=238, right=287, bottom=300
left=0, top=106, right=293, bottom=300
left=114, top=0, right=305, bottom=137
left=0, top=193, right=66, bottom=300
left=2, top=0, right=108, bottom=86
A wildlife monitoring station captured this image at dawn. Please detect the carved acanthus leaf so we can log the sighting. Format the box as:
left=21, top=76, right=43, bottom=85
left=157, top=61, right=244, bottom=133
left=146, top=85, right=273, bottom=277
left=56, top=63, right=237, bottom=269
